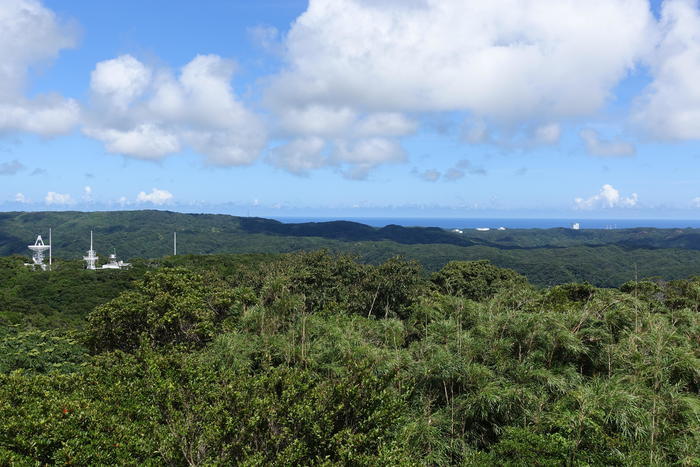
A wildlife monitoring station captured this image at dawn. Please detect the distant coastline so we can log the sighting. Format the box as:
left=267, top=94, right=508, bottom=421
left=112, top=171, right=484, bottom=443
left=273, top=217, right=700, bottom=230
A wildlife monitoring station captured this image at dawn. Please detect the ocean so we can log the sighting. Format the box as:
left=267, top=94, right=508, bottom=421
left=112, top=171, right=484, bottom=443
left=272, top=217, right=700, bottom=230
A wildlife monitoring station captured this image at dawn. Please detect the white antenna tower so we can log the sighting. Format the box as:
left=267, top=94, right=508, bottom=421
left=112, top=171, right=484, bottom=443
left=174, top=231, right=177, bottom=255
left=83, top=230, right=99, bottom=270
left=49, top=228, right=52, bottom=270
left=28, top=235, right=50, bottom=271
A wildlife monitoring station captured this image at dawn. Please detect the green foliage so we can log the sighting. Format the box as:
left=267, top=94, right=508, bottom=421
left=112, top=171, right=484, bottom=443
left=86, top=267, right=250, bottom=352
left=0, top=326, right=87, bottom=373
left=1, top=251, right=699, bottom=465
left=431, top=260, right=527, bottom=301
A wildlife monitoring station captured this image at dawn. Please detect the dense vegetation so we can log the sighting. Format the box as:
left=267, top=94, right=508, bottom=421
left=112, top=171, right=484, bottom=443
left=1, top=251, right=698, bottom=465
left=3, top=210, right=700, bottom=286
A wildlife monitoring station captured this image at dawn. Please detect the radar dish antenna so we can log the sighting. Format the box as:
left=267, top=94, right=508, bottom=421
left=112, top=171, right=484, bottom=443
left=28, top=235, right=50, bottom=270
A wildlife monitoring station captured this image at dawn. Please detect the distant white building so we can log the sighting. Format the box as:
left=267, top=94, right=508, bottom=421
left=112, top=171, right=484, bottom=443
left=451, top=228, right=464, bottom=234
left=572, top=223, right=581, bottom=230
left=101, top=252, right=131, bottom=270
left=498, top=227, right=507, bottom=231
left=83, top=231, right=130, bottom=270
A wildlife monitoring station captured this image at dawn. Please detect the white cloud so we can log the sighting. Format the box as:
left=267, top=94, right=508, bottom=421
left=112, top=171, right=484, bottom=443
left=276, top=105, right=358, bottom=137
left=45, top=191, right=74, bottom=205
left=90, top=55, right=152, bottom=111
left=0, top=0, right=80, bottom=136
left=83, top=185, right=92, bottom=201
left=269, top=0, right=654, bottom=120
left=354, top=113, right=417, bottom=137
left=692, top=197, right=700, bottom=208
left=84, top=124, right=181, bottom=159
left=14, top=192, right=28, bottom=203
left=575, top=184, right=638, bottom=210
left=580, top=129, right=636, bottom=157
left=136, top=188, right=173, bottom=205
left=262, top=0, right=654, bottom=175
left=84, top=54, right=266, bottom=165
left=268, top=137, right=327, bottom=175
left=633, top=0, right=700, bottom=140
left=333, top=137, right=405, bottom=179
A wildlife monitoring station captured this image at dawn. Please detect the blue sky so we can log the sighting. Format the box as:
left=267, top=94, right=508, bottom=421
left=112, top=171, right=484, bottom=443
left=1, top=0, right=700, bottom=218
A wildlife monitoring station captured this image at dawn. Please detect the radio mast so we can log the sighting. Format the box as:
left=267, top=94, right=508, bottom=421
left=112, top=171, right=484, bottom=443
left=83, top=230, right=99, bottom=270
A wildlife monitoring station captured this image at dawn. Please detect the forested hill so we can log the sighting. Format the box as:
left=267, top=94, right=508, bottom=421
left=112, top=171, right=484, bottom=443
left=2, top=210, right=700, bottom=287
left=0, top=210, right=483, bottom=257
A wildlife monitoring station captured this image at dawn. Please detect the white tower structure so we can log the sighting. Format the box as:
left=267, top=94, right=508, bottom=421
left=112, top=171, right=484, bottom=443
left=174, top=231, right=177, bottom=255
left=27, top=235, right=50, bottom=271
left=83, top=230, right=99, bottom=270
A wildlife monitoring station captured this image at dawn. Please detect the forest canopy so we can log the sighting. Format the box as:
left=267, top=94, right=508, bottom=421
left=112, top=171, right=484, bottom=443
left=1, top=251, right=698, bottom=465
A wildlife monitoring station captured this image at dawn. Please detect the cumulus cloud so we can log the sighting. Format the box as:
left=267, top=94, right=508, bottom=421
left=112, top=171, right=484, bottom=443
left=575, top=184, right=638, bottom=210
left=333, top=137, right=405, bottom=179
left=354, top=113, right=417, bottom=137
left=0, top=159, right=25, bottom=175
left=90, top=55, right=152, bottom=111
left=84, top=124, right=180, bottom=159
left=261, top=0, right=654, bottom=175
left=83, top=185, right=92, bottom=201
left=45, top=191, right=73, bottom=205
left=580, top=129, right=636, bottom=157
left=268, top=137, right=327, bottom=175
left=14, top=192, right=28, bottom=203
left=136, top=188, right=173, bottom=205
left=84, top=54, right=266, bottom=165
left=269, top=0, right=653, bottom=119
left=634, top=0, right=700, bottom=140
left=692, top=197, right=700, bottom=208
left=0, top=0, right=80, bottom=136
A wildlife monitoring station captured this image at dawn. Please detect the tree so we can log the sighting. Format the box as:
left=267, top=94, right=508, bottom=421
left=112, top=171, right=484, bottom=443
left=431, top=260, right=527, bottom=301
left=86, top=268, right=252, bottom=352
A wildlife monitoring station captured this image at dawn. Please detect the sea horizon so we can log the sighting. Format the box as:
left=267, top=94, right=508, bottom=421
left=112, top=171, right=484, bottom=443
left=272, top=217, right=700, bottom=230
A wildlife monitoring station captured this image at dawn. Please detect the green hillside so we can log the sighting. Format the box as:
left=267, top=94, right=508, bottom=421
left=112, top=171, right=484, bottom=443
left=2, top=210, right=700, bottom=287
